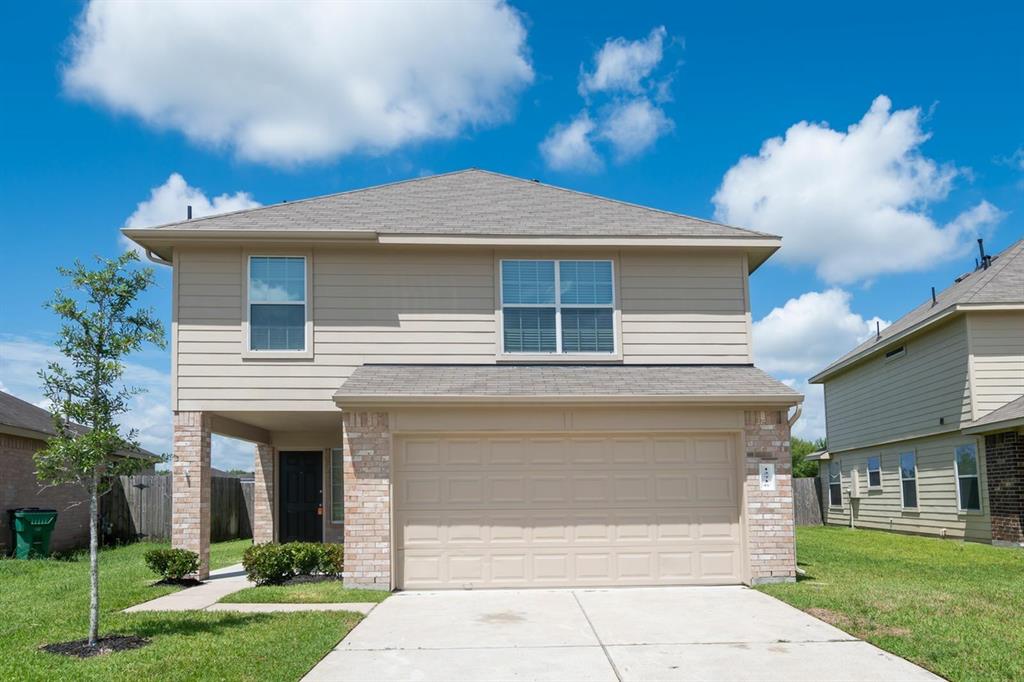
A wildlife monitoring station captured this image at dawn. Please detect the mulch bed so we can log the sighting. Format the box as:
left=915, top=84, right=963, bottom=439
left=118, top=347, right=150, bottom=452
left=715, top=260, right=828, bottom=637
left=152, top=577, right=203, bottom=588
left=40, top=635, right=150, bottom=658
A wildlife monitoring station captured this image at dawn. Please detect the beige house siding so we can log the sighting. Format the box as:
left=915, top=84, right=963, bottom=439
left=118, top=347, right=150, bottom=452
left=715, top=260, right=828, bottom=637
left=822, top=431, right=992, bottom=543
left=174, top=247, right=751, bottom=413
left=968, top=311, right=1024, bottom=419
left=823, top=317, right=972, bottom=453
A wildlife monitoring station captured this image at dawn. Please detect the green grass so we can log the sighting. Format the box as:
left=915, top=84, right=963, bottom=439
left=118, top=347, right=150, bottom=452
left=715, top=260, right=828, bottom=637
left=0, top=540, right=360, bottom=681
left=758, top=526, right=1024, bottom=681
left=221, top=580, right=390, bottom=604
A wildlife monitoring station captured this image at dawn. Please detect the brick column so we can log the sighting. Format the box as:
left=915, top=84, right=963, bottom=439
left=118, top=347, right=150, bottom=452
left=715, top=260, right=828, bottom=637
left=253, top=442, right=276, bottom=544
left=985, top=431, right=1024, bottom=546
left=341, top=411, right=391, bottom=589
left=744, top=409, right=796, bottom=584
left=172, top=411, right=211, bottom=579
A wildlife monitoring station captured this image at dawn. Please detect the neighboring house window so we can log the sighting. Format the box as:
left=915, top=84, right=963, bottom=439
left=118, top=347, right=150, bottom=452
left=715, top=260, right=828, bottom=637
left=828, top=461, right=842, bottom=507
left=899, top=451, right=918, bottom=509
left=867, top=455, right=882, bottom=489
left=954, top=444, right=981, bottom=512
left=330, top=448, right=344, bottom=523
left=500, top=260, right=615, bottom=354
left=249, top=256, right=306, bottom=351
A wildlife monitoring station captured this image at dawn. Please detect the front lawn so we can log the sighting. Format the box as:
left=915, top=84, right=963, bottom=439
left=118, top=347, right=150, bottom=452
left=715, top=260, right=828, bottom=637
left=758, top=526, right=1024, bottom=681
left=0, top=540, right=360, bottom=681
left=221, top=580, right=390, bottom=604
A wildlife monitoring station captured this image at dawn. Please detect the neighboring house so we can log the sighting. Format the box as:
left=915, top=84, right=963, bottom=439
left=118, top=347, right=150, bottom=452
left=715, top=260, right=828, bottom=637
left=0, top=390, right=157, bottom=553
left=124, top=169, right=803, bottom=588
left=810, top=239, right=1024, bottom=546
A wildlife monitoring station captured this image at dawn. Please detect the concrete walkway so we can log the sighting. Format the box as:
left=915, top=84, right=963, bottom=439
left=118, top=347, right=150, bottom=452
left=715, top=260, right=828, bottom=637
left=303, top=587, right=940, bottom=682
left=124, top=563, right=378, bottom=615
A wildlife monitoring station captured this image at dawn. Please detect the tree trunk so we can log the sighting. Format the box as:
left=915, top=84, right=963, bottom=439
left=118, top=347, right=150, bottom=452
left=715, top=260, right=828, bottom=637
left=88, top=468, right=100, bottom=647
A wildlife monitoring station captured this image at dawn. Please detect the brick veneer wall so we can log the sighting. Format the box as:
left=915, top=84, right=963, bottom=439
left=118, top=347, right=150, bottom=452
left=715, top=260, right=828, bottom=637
left=172, top=411, right=211, bottom=579
left=0, top=434, right=90, bottom=553
left=985, top=430, right=1024, bottom=546
left=253, top=442, right=275, bottom=543
left=744, top=409, right=796, bottom=584
left=341, top=411, right=391, bottom=588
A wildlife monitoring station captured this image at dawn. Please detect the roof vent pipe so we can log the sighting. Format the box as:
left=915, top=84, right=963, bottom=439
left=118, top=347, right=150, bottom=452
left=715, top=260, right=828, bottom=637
left=876, top=320, right=881, bottom=341
left=931, top=286, right=937, bottom=306
left=978, top=238, right=990, bottom=269
left=187, top=205, right=192, bottom=220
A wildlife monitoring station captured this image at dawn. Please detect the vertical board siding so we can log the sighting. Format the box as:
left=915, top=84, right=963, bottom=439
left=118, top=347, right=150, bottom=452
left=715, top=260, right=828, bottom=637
left=970, top=311, right=1024, bottom=418
left=793, top=477, right=824, bottom=525
left=823, top=317, right=972, bottom=452
left=821, top=432, right=992, bottom=543
left=176, top=247, right=752, bottom=412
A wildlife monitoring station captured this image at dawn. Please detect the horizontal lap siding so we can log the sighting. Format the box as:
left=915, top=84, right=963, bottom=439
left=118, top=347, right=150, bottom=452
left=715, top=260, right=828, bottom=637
left=969, top=312, right=1024, bottom=418
left=619, top=252, right=749, bottom=364
left=824, top=317, right=972, bottom=452
left=822, top=432, right=992, bottom=542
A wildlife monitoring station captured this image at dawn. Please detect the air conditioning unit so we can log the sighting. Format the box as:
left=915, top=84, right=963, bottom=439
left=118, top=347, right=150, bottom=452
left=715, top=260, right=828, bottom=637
left=848, top=469, right=862, bottom=499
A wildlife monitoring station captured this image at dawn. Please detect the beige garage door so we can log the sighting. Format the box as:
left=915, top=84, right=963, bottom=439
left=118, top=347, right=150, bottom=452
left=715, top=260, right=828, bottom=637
left=394, top=433, right=743, bottom=589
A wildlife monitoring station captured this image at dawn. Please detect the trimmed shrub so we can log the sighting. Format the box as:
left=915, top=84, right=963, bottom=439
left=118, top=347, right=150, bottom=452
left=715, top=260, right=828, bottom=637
left=243, top=543, right=295, bottom=585
left=318, top=544, right=344, bottom=576
left=144, top=548, right=199, bottom=581
left=289, top=542, right=324, bottom=576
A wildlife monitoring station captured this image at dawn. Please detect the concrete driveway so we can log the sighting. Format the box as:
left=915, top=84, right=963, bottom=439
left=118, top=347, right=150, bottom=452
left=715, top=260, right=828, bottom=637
left=303, top=587, right=938, bottom=682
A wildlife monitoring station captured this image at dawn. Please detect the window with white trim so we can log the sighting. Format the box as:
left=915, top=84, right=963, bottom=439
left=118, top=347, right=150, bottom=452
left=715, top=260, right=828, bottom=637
left=954, top=444, right=981, bottom=511
left=828, top=460, right=842, bottom=507
left=248, top=256, right=306, bottom=351
left=899, top=451, right=918, bottom=509
left=500, top=260, right=615, bottom=354
left=867, top=455, right=882, bottom=489
left=330, top=448, right=344, bottom=523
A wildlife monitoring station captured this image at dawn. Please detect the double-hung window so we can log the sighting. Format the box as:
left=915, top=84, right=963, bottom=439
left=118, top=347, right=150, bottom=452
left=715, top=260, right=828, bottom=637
left=899, top=451, right=918, bottom=509
left=954, top=444, right=981, bottom=512
left=248, top=256, right=307, bottom=352
left=828, top=461, right=842, bottom=507
left=867, top=456, right=882, bottom=489
left=500, top=260, right=615, bottom=354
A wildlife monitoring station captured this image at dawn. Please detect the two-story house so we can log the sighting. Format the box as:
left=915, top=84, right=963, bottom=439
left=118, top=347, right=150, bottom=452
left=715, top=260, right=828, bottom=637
left=810, top=238, right=1024, bottom=546
left=125, top=169, right=802, bottom=589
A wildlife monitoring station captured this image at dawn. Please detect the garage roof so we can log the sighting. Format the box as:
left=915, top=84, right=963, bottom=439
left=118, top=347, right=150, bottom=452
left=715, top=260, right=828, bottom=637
left=963, top=395, right=1024, bottom=434
left=333, top=364, right=802, bottom=405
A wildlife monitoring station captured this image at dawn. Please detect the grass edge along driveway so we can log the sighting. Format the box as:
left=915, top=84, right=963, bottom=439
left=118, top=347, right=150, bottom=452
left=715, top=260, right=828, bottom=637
left=0, top=539, right=361, bottom=681
left=758, top=525, right=1024, bottom=682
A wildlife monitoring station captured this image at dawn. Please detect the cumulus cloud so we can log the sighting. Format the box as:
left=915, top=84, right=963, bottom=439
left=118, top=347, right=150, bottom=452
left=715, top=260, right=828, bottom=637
left=539, top=112, right=602, bottom=172
left=713, top=96, right=1002, bottom=284
left=120, top=173, right=260, bottom=254
left=752, top=289, right=889, bottom=440
left=64, top=1, right=533, bottom=165
left=599, top=98, right=674, bottom=161
left=579, top=26, right=666, bottom=96
left=0, top=335, right=252, bottom=471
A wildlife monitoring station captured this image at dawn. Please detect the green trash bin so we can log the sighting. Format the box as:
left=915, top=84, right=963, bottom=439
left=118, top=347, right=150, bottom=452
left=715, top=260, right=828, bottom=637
left=7, top=508, right=58, bottom=559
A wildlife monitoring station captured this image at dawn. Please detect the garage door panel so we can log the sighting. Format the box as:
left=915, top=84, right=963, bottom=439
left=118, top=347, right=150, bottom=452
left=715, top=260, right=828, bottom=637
left=395, top=433, right=743, bottom=588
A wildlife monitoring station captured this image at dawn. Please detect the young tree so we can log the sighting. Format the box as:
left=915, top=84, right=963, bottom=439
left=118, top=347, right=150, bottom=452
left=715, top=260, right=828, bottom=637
left=791, top=436, right=828, bottom=478
left=35, top=252, right=165, bottom=648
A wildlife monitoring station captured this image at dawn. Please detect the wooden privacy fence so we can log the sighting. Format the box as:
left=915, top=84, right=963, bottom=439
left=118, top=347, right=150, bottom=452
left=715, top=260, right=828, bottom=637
left=101, top=475, right=254, bottom=543
left=793, top=476, right=824, bottom=526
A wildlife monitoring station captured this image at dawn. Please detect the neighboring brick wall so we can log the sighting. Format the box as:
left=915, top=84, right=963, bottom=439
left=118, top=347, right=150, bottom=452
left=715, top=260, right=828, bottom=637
left=253, top=442, right=275, bottom=544
left=172, top=411, right=211, bottom=579
left=744, top=409, right=796, bottom=584
left=985, top=430, right=1024, bottom=546
left=0, top=434, right=90, bottom=553
left=341, top=411, right=391, bottom=589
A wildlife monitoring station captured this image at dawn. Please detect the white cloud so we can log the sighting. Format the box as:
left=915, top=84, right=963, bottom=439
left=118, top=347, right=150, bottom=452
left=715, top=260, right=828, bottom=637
left=752, top=289, right=889, bottom=441
left=598, top=98, right=673, bottom=161
left=120, top=173, right=260, bottom=254
left=713, top=96, right=1003, bottom=284
left=579, top=26, right=666, bottom=96
left=539, top=111, right=602, bottom=172
left=64, top=1, right=533, bottom=165
left=0, top=335, right=250, bottom=471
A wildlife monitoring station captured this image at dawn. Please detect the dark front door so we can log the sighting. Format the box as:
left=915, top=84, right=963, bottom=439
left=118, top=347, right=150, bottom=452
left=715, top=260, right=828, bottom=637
left=279, top=451, right=323, bottom=543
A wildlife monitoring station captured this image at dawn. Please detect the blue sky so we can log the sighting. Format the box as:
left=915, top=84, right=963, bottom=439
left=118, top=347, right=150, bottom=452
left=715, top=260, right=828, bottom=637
left=1, top=1, right=1021, bottom=468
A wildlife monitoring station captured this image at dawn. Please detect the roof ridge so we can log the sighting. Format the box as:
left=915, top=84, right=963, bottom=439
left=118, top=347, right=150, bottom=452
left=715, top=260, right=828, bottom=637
left=961, top=237, right=1024, bottom=303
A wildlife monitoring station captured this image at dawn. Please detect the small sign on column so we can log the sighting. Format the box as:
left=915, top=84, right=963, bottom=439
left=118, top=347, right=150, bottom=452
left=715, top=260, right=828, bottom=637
left=759, top=462, right=776, bottom=491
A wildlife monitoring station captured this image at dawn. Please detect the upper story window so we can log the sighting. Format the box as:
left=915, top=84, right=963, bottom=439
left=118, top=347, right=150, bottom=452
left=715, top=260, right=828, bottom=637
left=828, top=460, right=842, bottom=507
left=248, top=256, right=306, bottom=351
left=954, top=443, right=981, bottom=512
left=899, top=451, right=918, bottom=509
left=866, top=455, right=882, bottom=488
left=500, top=260, right=615, bottom=354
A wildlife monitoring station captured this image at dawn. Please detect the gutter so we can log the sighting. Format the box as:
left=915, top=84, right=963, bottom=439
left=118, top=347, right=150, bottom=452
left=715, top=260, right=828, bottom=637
left=963, top=416, right=1024, bottom=435
left=332, top=393, right=804, bottom=408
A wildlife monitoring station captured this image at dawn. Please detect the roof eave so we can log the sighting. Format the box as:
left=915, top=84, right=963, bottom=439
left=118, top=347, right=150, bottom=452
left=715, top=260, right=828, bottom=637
left=963, top=416, right=1024, bottom=435
left=332, top=393, right=803, bottom=408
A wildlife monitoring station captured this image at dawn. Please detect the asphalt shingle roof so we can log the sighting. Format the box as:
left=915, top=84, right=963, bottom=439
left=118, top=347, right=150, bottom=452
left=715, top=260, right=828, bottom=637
left=968, top=395, right=1024, bottom=431
left=815, top=238, right=1024, bottom=380
left=139, top=169, right=774, bottom=239
left=334, top=364, right=801, bottom=401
